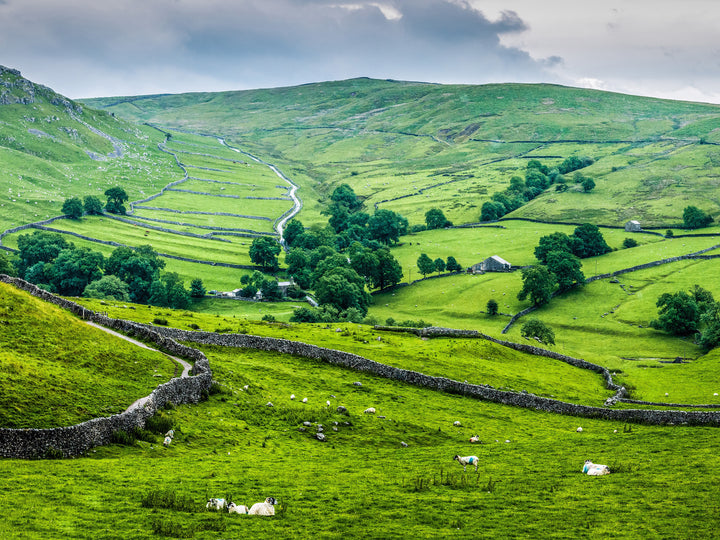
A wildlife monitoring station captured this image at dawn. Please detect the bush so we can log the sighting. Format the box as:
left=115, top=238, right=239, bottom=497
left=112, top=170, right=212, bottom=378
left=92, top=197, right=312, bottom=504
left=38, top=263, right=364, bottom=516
left=666, top=229, right=674, bottom=237
left=622, top=238, right=638, bottom=248
left=152, top=317, right=169, bottom=326
left=385, top=317, right=396, bottom=326
left=262, top=314, right=277, bottom=322
left=520, top=319, right=555, bottom=345
left=145, top=413, right=174, bottom=435
left=486, top=299, right=499, bottom=316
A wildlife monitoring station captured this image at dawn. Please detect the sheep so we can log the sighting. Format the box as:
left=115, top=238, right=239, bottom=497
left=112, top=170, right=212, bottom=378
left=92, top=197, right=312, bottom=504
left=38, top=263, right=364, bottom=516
left=248, top=497, right=276, bottom=516
left=228, top=502, right=249, bottom=514
left=302, top=397, right=308, bottom=403
left=163, top=436, right=172, bottom=447
left=469, top=435, right=481, bottom=443
left=165, top=429, right=175, bottom=439
left=576, top=427, right=583, bottom=432
left=453, top=421, right=461, bottom=427
left=453, top=455, right=479, bottom=472
left=290, top=394, right=295, bottom=400
left=364, top=407, right=376, bottom=414
left=206, top=498, right=227, bottom=510
left=582, top=460, right=610, bottom=476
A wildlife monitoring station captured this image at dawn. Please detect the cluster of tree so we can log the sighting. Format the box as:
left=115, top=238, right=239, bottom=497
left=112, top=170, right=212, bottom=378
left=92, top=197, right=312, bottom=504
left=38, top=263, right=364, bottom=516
left=650, top=285, right=720, bottom=350
left=10, top=231, right=201, bottom=309
left=518, top=224, right=611, bottom=307
left=61, top=187, right=129, bottom=219
left=236, top=270, right=303, bottom=301
left=520, top=318, right=556, bottom=345
left=281, top=184, right=405, bottom=322
left=481, top=157, right=595, bottom=221
left=683, top=206, right=714, bottom=230
left=416, top=253, right=462, bottom=277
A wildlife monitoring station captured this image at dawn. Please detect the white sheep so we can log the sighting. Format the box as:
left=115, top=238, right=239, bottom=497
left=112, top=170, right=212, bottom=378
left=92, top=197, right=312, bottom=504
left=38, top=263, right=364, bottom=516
left=228, top=502, right=249, bottom=514
left=364, top=407, right=376, bottom=414
left=248, top=497, right=276, bottom=516
left=582, top=460, right=610, bottom=476
left=302, top=397, right=308, bottom=403
left=453, top=455, right=479, bottom=472
left=576, top=427, right=583, bottom=432
left=290, top=394, right=295, bottom=400
left=469, top=435, right=480, bottom=443
left=453, top=421, right=461, bottom=427
left=163, top=436, right=172, bottom=447
left=206, top=498, right=227, bottom=510
left=164, top=429, right=174, bottom=439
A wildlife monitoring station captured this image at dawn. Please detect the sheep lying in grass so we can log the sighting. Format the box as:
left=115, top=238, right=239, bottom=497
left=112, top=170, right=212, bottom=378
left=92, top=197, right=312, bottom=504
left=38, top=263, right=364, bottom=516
left=248, top=497, right=276, bottom=516
left=582, top=460, right=610, bottom=476
left=453, top=455, right=479, bottom=472
left=469, top=435, right=481, bottom=443
left=228, top=502, right=249, bottom=514
left=206, top=498, right=227, bottom=510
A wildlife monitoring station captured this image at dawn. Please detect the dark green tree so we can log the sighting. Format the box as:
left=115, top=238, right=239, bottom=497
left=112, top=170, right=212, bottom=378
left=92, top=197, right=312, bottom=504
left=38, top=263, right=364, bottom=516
left=481, top=201, right=505, bottom=221
left=190, top=278, right=206, bottom=298
left=425, top=208, right=451, bottom=230
left=283, top=219, right=305, bottom=247
left=367, top=209, right=407, bottom=245
left=0, top=251, right=16, bottom=276
left=545, top=250, right=585, bottom=291
left=104, top=186, right=129, bottom=215
left=148, top=279, right=168, bottom=307
left=683, top=206, right=714, bottom=229
left=571, top=223, right=611, bottom=258
left=535, top=232, right=573, bottom=264
left=105, top=245, right=165, bottom=303
left=417, top=253, right=435, bottom=277
left=372, top=248, right=403, bottom=290
left=83, top=275, right=130, bottom=301
left=249, top=237, right=281, bottom=270
left=328, top=204, right=350, bottom=233
left=650, top=291, right=700, bottom=336
left=62, top=197, right=84, bottom=219
left=260, top=279, right=281, bottom=301
left=517, top=265, right=557, bottom=306
left=83, top=195, right=104, bottom=216
left=350, top=247, right=379, bottom=286
left=622, top=238, right=638, bottom=248
left=162, top=272, right=190, bottom=309
left=16, top=231, right=71, bottom=278
left=521, top=319, right=556, bottom=345
left=314, top=267, right=370, bottom=315
left=698, top=302, right=720, bottom=350
left=434, top=258, right=446, bottom=273
left=446, top=256, right=462, bottom=272
left=290, top=307, right=320, bottom=323
left=486, top=299, right=499, bottom=316
left=330, top=184, right=362, bottom=212
left=286, top=248, right=310, bottom=275
left=48, top=247, right=105, bottom=296
left=581, top=177, right=596, bottom=192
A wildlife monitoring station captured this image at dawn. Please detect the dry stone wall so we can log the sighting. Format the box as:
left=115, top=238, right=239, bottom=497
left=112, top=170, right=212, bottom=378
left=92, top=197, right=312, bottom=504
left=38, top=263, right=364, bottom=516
left=0, top=275, right=212, bottom=459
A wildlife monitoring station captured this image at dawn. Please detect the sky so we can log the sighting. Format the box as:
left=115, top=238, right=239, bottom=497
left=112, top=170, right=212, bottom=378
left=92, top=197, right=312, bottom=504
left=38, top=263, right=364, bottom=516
left=1, top=0, right=719, bottom=104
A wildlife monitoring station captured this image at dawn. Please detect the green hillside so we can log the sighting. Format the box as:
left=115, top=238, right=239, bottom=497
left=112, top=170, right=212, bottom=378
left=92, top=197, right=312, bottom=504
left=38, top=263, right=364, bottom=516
left=0, top=282, right=175, bottom=428
left=85, top=78, right=720, bottom=228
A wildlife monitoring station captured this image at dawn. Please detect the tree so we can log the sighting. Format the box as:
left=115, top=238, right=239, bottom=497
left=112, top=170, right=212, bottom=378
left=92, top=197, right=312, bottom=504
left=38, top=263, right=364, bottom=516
left=0, top=251, right=15, bottom=276
left=16, top=231, right=71, bottom=278
left=545, top=250, right=585, bottom=291
left=683, top=206, right=714, bottom=229
left=425, top=208, right=451, bottom=230
left=571, top=223, right=611, bottom=258
left=517, top=265, right=556, bottom=307
left=104, top=186, right=129, bottom=215
left=148, top=279, right=168, bottom=307
left=698, top=302, right=720, bottom=350
left=62, top=197, right=84, bottom=219
left=260, top=279, right=281, bottom=301
left=190, top=278, right=206, bottom=298
left=283, top=219, right=304, bottom=248
left=328, top=204, right=350, bottom=233
left=330, top=184, right=362, bottom=212
left=314, top=267, right=370, bottom=315
left=48, top=247, right=105, bottom=296
left=105, top=245, right=165, bottom=303
left=350, top=246, right=379, bottom=286
left=534, top=232, right=573, bottom=264
left=622, top=238, right=638, bottom=249
left=286, top=248, right=310, bottom=275
left=486, top=299, right=499, bottom=316
left=446, top=256, right=462, bottom=272
left=434, top=258, right=446, bottom=273
left=558, top=156, right=593, bottom=174
left=417, top=253, right=435, bottom=277
left=367, top=209, right=407, bottom=245
left=581, top=177, right=596, bottom=192
left=372, top=248, right=403, bottom=290
left=481, top=201, right=505, bottom=222
left=83, top=275, right=130, bottom=301
left=249, top=237, right=281, bottom=270
left=290, top=306, right=320, bottom=323
left=83, top=195, right=104, bottom=216
left=521, top=319, right=556, bottom=345
left=650, top=291, right=700, bottom=336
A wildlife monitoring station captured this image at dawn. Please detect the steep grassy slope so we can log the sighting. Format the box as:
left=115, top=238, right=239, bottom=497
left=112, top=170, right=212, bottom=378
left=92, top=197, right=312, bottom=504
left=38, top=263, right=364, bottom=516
left=85, top=78, right=720, bottom=227
left=0, top=282, right=176, bottom=428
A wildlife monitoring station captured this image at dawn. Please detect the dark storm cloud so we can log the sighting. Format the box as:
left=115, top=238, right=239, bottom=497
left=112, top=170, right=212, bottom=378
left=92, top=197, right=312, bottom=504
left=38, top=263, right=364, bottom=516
left=0, top=0, right=554, bottom=97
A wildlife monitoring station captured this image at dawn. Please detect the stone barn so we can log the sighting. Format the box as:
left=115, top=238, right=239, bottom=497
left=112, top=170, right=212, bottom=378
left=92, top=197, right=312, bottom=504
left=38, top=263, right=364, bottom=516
left=625, top=220, right=641, bottom=232
left=470, top=255, right=512, bottom=273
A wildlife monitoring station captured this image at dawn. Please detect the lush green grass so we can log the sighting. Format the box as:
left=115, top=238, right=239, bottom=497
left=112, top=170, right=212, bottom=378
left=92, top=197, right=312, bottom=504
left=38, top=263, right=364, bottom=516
left=0, top=283, right=176, bottom=428
left=2, top=334, right=720, bottom=539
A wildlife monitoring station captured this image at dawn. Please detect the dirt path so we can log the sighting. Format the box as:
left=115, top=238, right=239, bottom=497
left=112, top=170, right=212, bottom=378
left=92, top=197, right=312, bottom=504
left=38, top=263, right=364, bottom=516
left=85, top=321, right=192, bottom=412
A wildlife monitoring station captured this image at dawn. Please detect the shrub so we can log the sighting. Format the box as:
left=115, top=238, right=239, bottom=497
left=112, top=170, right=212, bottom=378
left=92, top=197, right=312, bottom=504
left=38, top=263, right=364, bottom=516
left=152, top=317, right=168, bottom=326
left=520, top=319, right=556, bottom=345
left=486, top=299, right=499, bottom=316
left=623, top=238, right=638, bottom=248
left=145, top=412, right=174, bottom=435
left=262, top=314, right=277, bottom=322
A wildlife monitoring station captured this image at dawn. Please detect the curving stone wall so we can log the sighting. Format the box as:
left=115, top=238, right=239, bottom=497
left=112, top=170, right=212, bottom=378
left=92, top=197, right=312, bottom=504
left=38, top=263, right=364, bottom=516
left=0, top=275, right=212, bottom=459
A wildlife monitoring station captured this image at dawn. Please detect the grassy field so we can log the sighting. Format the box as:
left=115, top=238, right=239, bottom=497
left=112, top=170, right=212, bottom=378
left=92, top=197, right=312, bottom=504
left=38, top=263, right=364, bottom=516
left=2, top=291, right=720, bottom=538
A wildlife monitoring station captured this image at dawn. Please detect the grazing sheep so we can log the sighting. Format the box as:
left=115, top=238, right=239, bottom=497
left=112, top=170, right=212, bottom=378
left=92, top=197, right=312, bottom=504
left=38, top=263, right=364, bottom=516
left=582, top=460, right=610, bottom=476
left=453, top=455, right=479, bottom=472
left=206, top=498, right=227, bottom=510
left=248, top=497, right=276, bottom=516
left=364, top=407, right=376, bottom=414
left=163, top=436, right=172, bottom=447
left=576, top=427, right=583, bottom=432
left=469, top=435, right=481, bottom=443
left=453, top=421, right=461, bottom=427
left=164, top=429, right=174, bottom=439
left=290, top=394, right=295, bottom=400
left=228, top=502, right=249, bottom=514
left=302, top=397, right=308, bottom=403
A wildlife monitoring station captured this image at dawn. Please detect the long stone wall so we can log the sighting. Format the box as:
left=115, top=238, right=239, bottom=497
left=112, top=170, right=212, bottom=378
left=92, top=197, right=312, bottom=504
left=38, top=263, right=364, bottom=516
left=0, top=275, right=213, bottom=459
left=149, top=326, right=720, bottom=427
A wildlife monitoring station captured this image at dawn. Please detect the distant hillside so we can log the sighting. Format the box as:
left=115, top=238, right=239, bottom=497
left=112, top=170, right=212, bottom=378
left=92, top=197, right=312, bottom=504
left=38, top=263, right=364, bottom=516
left=0, top=281, right=175, bottom=429
left=0, top=65, right=181, bottom=233
left=85, top=78, right=720, bottom=227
